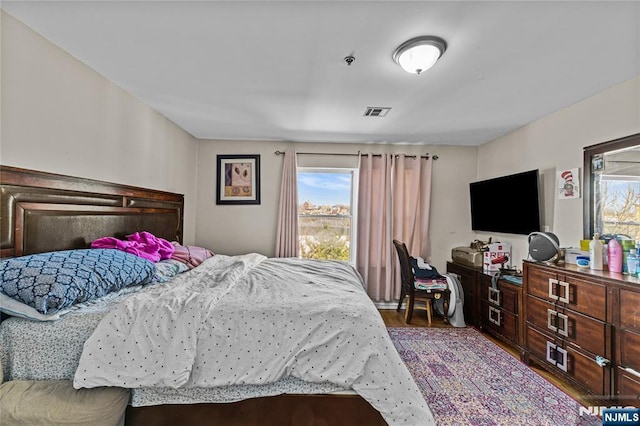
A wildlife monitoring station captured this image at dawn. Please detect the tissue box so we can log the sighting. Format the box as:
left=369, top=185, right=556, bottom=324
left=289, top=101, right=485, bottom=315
left=483, top=242, right=512, bottom=272
left=565, top=247, right=590, bottom=265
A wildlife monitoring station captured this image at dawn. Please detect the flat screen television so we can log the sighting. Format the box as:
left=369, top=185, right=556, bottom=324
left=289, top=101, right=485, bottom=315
left=469, top=169, right=542, bottom=235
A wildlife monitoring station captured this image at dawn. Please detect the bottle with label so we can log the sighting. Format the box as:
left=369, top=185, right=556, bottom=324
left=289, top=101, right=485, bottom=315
left=590, top=233, right=604, bottom=271
left=627, top=248, right=638, bottom=277
left=608, top=238, right=623, bottom=273
left=621, top=240, right=635, bottom=273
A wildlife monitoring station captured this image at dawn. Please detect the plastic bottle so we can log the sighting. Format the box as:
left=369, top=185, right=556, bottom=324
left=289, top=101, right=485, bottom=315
left=608, top=238, right=623, bottom=273
left=626, top=248, right=638, bottom=277
left=590, top=233, right=604, bottom=271
left=621, top=239, right=635, bottom=274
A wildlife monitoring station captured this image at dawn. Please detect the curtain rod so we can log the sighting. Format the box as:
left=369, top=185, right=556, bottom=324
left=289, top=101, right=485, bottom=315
left=274, top=150, right=438, bottom=160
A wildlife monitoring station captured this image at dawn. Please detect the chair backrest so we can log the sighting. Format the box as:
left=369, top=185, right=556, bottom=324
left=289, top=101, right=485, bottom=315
left=393, top=239, right=415, bottom=294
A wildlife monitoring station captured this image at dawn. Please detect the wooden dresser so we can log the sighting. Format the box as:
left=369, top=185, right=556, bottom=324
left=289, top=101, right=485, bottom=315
left=478, top=273, right=523, bottom=350
left=522, top=260, right=640, bottom=404
left=446, top=261, right=524, bottom=349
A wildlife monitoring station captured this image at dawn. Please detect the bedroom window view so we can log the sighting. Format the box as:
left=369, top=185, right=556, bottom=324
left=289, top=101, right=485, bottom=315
left=592, top=145, right=640, bottom=242
left=297, top=169, right=356, bottom=262
left=595, top=178, right=640, bottom=241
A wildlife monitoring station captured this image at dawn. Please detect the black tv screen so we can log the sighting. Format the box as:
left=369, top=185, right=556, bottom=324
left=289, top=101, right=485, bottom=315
left=469, top=169, right=541, bottom=235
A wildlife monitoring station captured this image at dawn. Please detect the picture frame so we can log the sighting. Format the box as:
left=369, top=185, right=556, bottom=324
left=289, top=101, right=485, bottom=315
left=216, top=154, right=261, bottom=205
left=557, top=168, right=580, bottom=200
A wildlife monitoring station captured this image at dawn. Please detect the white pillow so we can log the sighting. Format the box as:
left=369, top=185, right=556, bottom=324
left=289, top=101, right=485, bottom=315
left=0, top=293, right=67, bottom=321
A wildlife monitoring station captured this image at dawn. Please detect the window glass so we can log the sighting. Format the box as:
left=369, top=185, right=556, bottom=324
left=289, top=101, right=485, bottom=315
left=584, top=134, right=640, bottom=243
left=297, top=169, right=357, bottom=262
left=593, top=147, right=640, bottom=241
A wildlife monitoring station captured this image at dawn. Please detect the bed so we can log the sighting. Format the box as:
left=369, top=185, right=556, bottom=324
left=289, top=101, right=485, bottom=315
left=0, top=166, right=435, bottom=425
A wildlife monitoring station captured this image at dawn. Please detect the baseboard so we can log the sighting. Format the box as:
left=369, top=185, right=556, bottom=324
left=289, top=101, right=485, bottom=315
left=374, top=301, right=403, bottom=309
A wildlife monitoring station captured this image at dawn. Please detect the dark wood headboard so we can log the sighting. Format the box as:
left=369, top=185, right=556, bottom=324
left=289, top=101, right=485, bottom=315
left=0, top=166, right=184, bottom=258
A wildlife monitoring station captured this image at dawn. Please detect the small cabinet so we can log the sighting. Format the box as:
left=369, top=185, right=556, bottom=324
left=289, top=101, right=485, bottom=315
left=446, top=262, right=480, bottom=327
left=479, top=273, right=523, bottom=347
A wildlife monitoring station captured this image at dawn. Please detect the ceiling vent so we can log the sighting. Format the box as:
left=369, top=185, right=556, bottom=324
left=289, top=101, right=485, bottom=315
left=363, top=107, right=391, bottom=117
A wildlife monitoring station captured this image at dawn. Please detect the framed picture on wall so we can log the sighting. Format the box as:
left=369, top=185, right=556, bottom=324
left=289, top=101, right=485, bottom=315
left=557, top=168, right=580, bottom=199
left=216, top=154, right=261, bottom=205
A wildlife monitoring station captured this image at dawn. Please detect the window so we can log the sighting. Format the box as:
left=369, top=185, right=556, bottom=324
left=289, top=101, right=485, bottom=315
left=584, top=134, right=640, bottom=241
left=297, top=168, right=357, bottom=262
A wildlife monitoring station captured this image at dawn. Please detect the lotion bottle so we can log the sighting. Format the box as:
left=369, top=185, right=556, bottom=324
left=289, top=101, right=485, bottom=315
left=608, top=238, right=623, bottom=273
left=590, top=233, right=603, bottom=271
left=627, top=248, right=638, bottom=277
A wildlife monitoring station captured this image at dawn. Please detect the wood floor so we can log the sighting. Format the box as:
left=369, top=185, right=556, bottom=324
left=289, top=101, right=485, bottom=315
left=379, top=308, right=597, bottom=407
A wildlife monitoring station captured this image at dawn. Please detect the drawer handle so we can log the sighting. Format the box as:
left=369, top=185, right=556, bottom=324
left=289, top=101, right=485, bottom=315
left=488, top=287, right=501, bottom=306
left=546, top=341, right=568, bottom=372
left=547, top=309, right=569, bottom=336
left=623, top=367, right=640, bottom=379
left=556, top=346, right=568, bottom=372
left=558, top=281, right=570, bottom=304
left=546, top=341, right=556, bottom=364
left=547, top=309, right=558, bottom=332
left=548, top=278, right=559, bottom=300
left=488, top=306, right=501, bottom=326
left=595, top=355, right=610, bottom=368
left=557, top=312, right=569, bottom=337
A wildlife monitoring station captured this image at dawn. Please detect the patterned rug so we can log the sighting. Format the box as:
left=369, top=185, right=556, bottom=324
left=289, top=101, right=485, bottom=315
left=387, top=327, right=601, bottom=426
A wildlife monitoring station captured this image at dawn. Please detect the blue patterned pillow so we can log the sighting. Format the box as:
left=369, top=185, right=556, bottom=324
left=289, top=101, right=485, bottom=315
left=153, top=259, right=190, bottom=283
left=0, top=249, right=156, bottom=315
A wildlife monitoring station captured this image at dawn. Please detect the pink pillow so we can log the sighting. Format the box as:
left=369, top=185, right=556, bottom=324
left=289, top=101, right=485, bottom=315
left=170, top=242, right=214, bottom=269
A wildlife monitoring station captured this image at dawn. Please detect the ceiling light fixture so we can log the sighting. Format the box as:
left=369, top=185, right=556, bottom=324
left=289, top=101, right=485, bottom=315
left=392, top=36, right=447, bottom=75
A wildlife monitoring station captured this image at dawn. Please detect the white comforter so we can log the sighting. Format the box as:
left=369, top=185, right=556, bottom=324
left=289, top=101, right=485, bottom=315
left=74, top=254, right=435, bottom=425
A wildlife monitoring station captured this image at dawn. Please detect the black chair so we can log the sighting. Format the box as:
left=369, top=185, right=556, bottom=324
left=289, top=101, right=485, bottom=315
left=393, top=239, right=449, bottom=324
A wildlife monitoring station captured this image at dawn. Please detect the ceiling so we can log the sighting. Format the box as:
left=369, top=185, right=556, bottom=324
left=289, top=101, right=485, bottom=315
left=2, top=1, right=639, bottom=146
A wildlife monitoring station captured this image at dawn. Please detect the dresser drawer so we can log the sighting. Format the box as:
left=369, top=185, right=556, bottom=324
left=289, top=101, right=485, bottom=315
left=526, top=324, right=609, bottom=396
left=526, top=267, right=556, bottom=300
left=619, top=328, right=640, bottom=371
left=565, top=345, right=609, bottom=396
left=620, top=289, right=640, bottom=332
left=617, top=367, right=640, bottom=406
left=558, top=274, right=606, bottom=321
left=528, top=294, right=606, bottom=358
left=526, top=295, right=556, bottom=331
left=481, top=299, right=517, bottom=343
left=480, top=276, right=518, bottom=314
left=526, top=324, right=560, bottom=365
left=526, top=268, right=606, bottom=320
left=557, top=306, right=607, bottom=356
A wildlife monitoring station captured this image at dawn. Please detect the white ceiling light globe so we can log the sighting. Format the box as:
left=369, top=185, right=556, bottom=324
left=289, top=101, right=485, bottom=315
left=393, top=36, right=447, bottom=75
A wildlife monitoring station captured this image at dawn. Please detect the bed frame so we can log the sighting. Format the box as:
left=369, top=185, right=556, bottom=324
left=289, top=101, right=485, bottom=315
left=0, top=165, right=386, bottom=425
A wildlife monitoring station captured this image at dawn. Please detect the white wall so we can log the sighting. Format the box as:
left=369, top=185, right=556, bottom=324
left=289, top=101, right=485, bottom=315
left=476, top=76, right=640, bottom=268
left=195, top=140, right=477, bottom=271
left=0, top=11, right=199, bottom=243
left=6, top=7, right=636, bottom=273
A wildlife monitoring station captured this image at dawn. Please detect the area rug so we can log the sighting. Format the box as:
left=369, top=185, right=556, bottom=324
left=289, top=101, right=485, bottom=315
left=387, top=327, right=600, bottom=426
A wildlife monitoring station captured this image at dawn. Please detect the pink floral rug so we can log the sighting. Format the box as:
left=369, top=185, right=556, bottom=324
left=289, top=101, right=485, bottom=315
left=387, top=327, right=601, bottom=425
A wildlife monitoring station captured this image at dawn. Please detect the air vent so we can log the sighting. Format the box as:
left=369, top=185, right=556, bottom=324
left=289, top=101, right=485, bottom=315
left=363, top=107, right=391, bottom=117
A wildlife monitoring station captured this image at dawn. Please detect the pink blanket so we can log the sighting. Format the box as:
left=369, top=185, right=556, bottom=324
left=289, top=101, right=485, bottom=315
left=91, top=231, right=175, bottom=262
left=170, top=242, right=214, bottom=269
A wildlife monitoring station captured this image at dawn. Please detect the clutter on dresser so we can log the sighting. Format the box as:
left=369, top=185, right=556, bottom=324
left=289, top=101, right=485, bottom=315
left=451, top=246, right=483, bottom=268
left=527, top=232, right=563, bottom=264
left=567, top=233, right=639, bottom=277
left=482, top=242, right=512, bottom=272
left=450, top=238, right=513, bottom=272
